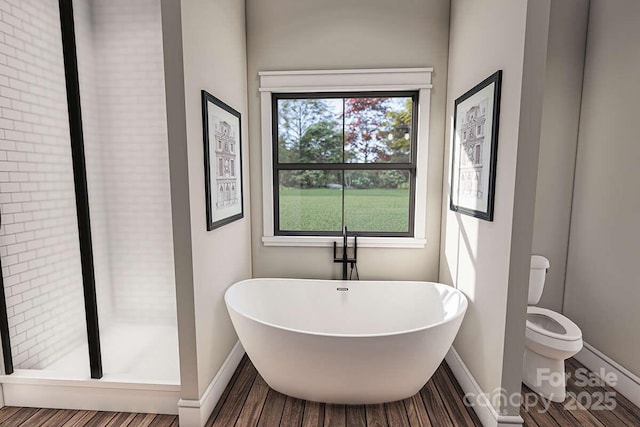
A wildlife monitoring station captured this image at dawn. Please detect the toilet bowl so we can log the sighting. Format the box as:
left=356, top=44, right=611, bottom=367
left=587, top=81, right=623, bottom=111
left=523, top=256, right=582, bottom=402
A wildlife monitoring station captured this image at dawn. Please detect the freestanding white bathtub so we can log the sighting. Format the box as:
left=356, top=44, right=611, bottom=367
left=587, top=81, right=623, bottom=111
left=225, top=278, right=467, bottom=404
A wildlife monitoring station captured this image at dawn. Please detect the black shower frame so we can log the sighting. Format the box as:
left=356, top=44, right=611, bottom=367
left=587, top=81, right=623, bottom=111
left=0, top=0, right=103, bottom=378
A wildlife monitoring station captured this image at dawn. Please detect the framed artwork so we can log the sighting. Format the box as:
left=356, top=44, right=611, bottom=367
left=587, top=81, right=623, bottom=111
left=450, top=70, right=502, bottom=221
left=202, top=90, right=244, bottom=230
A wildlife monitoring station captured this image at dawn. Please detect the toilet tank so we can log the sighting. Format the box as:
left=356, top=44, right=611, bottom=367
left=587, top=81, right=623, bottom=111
left=528, top=255, right=550, bottom=305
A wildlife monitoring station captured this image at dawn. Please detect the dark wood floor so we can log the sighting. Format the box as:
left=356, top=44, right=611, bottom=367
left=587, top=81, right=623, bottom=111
left=0, top=408, right=177, bottom=426
left=0, top=357, right=637, bottom=426
left=209, top=356, right=640, bottom=427
left=521, top=358, right=640, bottom=427
left=207, top=355, right=482, bottom=427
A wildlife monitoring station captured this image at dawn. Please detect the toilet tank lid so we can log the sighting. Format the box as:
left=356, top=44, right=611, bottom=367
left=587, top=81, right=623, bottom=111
left=531, top=255, right=550, bottom=269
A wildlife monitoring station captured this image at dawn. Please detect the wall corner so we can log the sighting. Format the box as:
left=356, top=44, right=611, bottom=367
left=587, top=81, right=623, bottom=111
left=160, top=0, right=200, bottom=402
left=499, top=0, right=551, bottom=417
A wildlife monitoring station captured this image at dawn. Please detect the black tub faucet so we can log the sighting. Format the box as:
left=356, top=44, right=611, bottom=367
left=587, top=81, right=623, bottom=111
left=333, top=225, right=357, bottom=280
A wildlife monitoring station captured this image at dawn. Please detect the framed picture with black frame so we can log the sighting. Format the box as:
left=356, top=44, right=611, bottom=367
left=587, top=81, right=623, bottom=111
left=450, top=70, right=502, bottom=221
left=202, top=90, right=244, bottom=230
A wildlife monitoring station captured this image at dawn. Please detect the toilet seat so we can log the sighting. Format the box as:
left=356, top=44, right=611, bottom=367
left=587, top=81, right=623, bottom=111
left=525, top=306, right=583, bottom=362
left=526, top=306, right=582, bottom=342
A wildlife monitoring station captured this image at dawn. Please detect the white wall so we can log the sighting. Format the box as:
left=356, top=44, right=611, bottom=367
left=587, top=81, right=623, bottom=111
left=440, top=0, right=550, bottom=416
left=0, top=0, right=87, bottom=369
left=246, top=0, right=450, bottom=281
left=161, top=0, right=252, bottom=402
left=563, top=0, right=640, bottom=377
left=532, top=0, right=588, bottom=312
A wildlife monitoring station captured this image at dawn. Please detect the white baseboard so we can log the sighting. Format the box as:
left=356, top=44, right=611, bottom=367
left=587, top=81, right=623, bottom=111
left=178, top=341, right=245, bottom=427
left=0, top=377, right=180, bottom=414
left=445, top=347, right=523, bottom=427
left=574, top=341, right=640, bottom=408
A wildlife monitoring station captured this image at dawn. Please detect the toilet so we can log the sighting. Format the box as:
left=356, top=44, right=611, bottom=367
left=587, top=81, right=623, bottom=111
left=523, top=255, right=583, bottom=402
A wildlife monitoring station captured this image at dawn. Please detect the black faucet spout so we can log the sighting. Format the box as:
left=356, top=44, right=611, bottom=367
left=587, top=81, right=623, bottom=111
left=333, top=225, right=357, bottom=280
left=342, top=225, right=348, bottom=280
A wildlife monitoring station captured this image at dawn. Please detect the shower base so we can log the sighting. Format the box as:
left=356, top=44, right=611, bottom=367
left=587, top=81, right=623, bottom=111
left=47, top=322, right=180, bottom=382
left=0, top=323, right=180, bottom=414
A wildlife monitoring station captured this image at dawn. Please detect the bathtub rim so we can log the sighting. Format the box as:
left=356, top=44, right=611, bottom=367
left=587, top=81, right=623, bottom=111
left=225, top=278, right=468, bottom=339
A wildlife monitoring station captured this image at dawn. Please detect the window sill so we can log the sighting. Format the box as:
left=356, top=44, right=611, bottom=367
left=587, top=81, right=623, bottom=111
left=261, top=236, right=427, bottom=249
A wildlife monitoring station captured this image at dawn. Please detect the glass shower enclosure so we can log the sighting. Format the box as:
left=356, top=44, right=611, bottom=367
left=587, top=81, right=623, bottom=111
left=0, top=0, right=178, bottom=384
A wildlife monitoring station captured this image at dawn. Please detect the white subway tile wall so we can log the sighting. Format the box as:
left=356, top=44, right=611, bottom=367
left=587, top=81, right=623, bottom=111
left=0, top=0, right=88, bottom=369
left=74, top=0, right=115, bottom=329
left=88, top=0, right=175, bottom=324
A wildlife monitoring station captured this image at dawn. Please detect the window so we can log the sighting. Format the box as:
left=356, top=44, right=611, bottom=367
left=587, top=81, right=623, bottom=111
left=259, top=69, right=432, bottom=247
left=273, top=92, right=417, bottom=237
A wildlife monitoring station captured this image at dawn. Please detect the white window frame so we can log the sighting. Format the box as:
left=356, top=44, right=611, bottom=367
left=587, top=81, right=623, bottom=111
left=259, top=68, right=432, bottom=248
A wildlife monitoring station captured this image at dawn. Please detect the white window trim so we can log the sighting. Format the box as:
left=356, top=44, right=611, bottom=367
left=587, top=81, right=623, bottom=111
left=259, top=68, right=433, bottom=249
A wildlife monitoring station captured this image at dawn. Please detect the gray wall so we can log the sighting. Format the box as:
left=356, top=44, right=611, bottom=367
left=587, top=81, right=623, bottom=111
left=532, top=0, right=589, bottom=312
left=440, top=0, right=550, bottom=416
left=563, top=0, right=640, bottom=377
left=246, top=0, right=450, bottom=281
